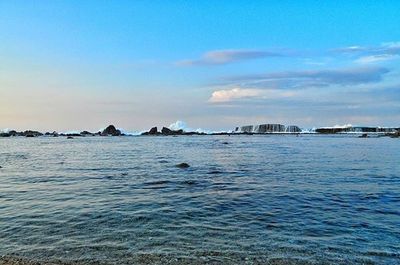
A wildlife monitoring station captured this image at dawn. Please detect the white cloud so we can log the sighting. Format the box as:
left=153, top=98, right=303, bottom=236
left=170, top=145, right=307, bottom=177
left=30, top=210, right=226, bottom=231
left=209, top=88, right=262, bottom=103
left=356, top=54, right=399, bottom=64
left=208, top=87, right=295, bottom=103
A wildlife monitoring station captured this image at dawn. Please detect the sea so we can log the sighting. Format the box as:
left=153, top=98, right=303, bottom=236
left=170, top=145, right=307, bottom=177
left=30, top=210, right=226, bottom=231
left=0, top=135, right=399, bottom=264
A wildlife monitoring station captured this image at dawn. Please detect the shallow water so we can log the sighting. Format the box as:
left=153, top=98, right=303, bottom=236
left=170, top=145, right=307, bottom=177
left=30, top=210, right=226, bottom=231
left=0, top=135, right=399, bottom=264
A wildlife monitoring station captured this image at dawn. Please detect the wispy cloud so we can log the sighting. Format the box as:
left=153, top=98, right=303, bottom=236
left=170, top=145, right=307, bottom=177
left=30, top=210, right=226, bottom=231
left=221, top=66, right=389, bottom=89
left=176, top=49, right=284, bottom=66
left=356, top=54, right=400, bottom=64
left=334, top=42, right=400, bottom=64
left=333, top=46, right=368, bottom=53
left=177, top=42, right=400, bottom=67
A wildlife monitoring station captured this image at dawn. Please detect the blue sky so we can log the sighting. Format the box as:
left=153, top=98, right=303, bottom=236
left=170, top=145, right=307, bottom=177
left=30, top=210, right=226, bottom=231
left=1, top=1, right=399, bottom=131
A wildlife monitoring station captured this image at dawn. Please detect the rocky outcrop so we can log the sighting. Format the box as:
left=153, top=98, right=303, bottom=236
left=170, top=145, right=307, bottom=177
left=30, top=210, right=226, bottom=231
left=161, top=127, right=173, bottom=135
left=161, top=127, right=184, bottom=135
left=315, top=128, right=345, bottom=134
left=236, top=123, right=300, bottom=133
left=142, top=126, right=207, bottom=136
left=142, top=127, right=159, bottom=135
left=101, top=125, right=121, bottom=136
left=80, top=131, right=95, bottom=136
left=0, top=132, right=11, bottom=137
left=22, top=130, right=43, bottom=137
left=149, top=127, right=158, bottom=135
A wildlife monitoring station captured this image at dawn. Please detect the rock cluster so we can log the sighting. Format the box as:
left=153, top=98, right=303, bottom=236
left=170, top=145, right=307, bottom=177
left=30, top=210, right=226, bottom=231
left=0, top=130, right=43, bottom=137
left=0, top=124, right=124, bottom=137
left=141, top=126, right=207, bottom=136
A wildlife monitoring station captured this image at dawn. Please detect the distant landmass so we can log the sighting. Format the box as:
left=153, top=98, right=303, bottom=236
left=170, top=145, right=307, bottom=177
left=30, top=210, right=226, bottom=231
left=0, top=123, right=399, bottom=138
left=235, top=123, right=399, bottom=134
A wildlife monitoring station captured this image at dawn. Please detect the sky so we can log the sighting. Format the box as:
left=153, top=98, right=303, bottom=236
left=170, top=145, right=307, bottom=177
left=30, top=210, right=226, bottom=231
left=1, top=1, right=400, bottom=132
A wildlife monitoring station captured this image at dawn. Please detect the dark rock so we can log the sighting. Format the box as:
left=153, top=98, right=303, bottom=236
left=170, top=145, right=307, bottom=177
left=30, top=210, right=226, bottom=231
left=161, top=127, right=173, bottom=135
left=80, top=131, right=93, bottom=136
left=315, top=128, right=344, bottom=134
left=8, top=130, right=18, bottom=136
left=183, top=131, right=205, bottom=135
left=390, top=131, right=400, bottom=138
left=44, top=131, right=58, bottom=137
left=22, top=130, right=43, bottom=137
left=101, top=125, right=121, bottom=136
left=67, top=136, right=74, bottom=139
left=149, top=127, right=158, bottom=135
left=142, top=127, right=159, bottom=135
left=359, top=133, right=368, bottom=138
left=161, top=127, right=184, bottom=135
left=0, top=133, right=11, bottom=137
left=176, top=162, right=190, bottom=168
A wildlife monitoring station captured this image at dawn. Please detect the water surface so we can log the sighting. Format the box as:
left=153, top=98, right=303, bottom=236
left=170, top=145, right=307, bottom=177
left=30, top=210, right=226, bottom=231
left=0, top=135, right=399, bottom=264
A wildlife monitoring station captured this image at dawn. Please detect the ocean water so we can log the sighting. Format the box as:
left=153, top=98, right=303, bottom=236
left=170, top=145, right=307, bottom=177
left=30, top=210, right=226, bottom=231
left=0, top=135, right=399, bottom=264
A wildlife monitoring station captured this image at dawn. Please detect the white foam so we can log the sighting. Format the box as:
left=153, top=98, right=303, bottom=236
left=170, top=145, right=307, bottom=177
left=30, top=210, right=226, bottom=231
left=168, top=120, right=219, bottom=134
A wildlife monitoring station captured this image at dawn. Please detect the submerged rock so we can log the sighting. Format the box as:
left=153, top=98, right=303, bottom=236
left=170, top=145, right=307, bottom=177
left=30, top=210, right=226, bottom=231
left=101, top=125, right=121, bottom=136
left=176, top=162, right=190, bottom=168
left=67, top=136, right=74, bottom=139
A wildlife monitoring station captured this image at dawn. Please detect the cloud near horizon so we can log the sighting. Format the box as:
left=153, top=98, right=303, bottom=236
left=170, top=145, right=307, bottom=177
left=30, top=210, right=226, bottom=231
left=209, top=87, right=296, bottom=103
left=176, top=49, right=283, bottom=66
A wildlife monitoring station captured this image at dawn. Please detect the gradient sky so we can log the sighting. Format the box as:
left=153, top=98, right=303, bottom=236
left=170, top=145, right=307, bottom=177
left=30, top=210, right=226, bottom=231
left=1, top=1, right=400, bottom=132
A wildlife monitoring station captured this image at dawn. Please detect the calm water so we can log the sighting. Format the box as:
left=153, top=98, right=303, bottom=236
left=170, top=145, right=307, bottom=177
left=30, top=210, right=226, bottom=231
left=0, top=135, right=399, bottom=264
